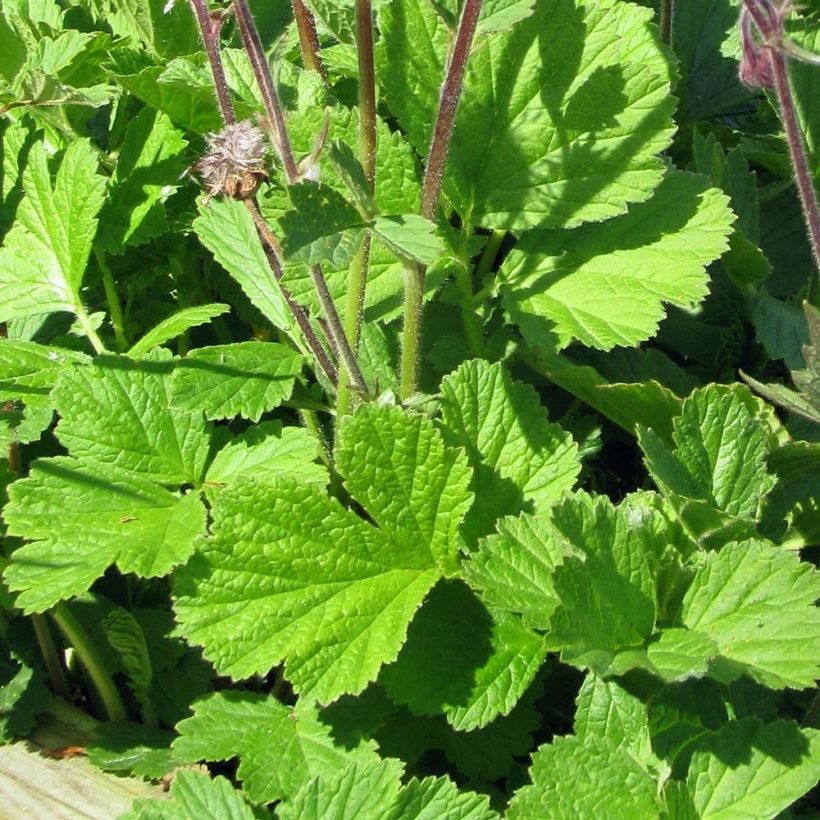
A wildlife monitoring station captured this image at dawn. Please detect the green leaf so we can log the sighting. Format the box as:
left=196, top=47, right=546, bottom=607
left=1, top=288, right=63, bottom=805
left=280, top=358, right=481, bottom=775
left=389, top=775, right=498, bottom=819
left=574, top=675, right=655, bottom=769
left=464, top=513, right=570, bottom=631
left=122, top=770, right=262, bottom=820
left=127, top=304, right=230, bottom=358
left=205, top=420, right=327, bottom=491
left=279, top=758, right=498, bottom=820
left=87, top=722, right=176, bottom=781
left=380, top=580, right=547, bottom=730
left=170, top=341, right=303, bottom=422
left=193, top=197, right=292, bottom=331
left=507, top=735, right=660, bottom=819
left=749, top=294, right=809, bottom=371
left=371, top=215, right=444, bottom=266
left=440, top=359, right=579, bottom=543
left=646, top=628, right=717, bottom=683
left=680, top=540, right=820, bottom=690
left=4, top=456, right=206, bottom=612
left=639, top=384, right=777, bottom=521
left=102, top=608, right=153, bottom=698
left=525, top=348, right=683, bottom=441
left=174, top=406, right=472, bottom=700
left=100, top=0, right=200, bottom=60
left=280, top=181, right=366, bottom=267
left=0, top=138, right=106, bottom=322
left=116, top=64, right=223, bottom=134
left=278, top=759, right=405, bottom=820
left=0, top=339, right=89, bottom=405
left=52, top=353, right=211, bottom=485
left=337, top=405, right=473, bottom=571
left=0, top=650, right=50, bottom=742
left=502, top=172, right=734, bottom=351
left=172, top=692, right=379, bottom=804
left=674, top=0, right=752, bottom=122
left=546, top=494, right=657, bottom=672
left=378, top=0, right=675, bottom=231
left=96, top=108, right=188, bottom=253
left=475, top=0, right=536, bottom=36
left=687, top=720, right=820, bottom=819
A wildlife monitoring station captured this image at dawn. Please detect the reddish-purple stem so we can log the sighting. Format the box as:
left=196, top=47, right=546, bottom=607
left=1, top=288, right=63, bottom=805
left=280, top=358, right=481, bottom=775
left=743, top=0, right=820, bottom=272
left=232, top=0, right=300, bottom=181
left=420, top=0, right=483, bottom=219
left=189, top=0, right=235, bottom=124
left=292, top=0, right=327, bottom=82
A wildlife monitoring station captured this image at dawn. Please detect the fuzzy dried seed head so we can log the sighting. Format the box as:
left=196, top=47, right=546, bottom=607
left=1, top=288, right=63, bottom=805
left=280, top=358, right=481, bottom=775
left=192, top=121, right=270, bottom=202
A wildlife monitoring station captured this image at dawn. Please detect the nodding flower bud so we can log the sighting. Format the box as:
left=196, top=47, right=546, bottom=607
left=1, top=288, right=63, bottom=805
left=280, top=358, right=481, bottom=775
left=191, top=121, right=270, bottom=202
left=739, top=8, right=775, bottom=88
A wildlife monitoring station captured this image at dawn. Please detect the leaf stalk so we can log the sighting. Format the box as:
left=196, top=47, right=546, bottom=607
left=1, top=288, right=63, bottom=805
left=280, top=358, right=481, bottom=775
left=400, top=0, right=484, bottom=398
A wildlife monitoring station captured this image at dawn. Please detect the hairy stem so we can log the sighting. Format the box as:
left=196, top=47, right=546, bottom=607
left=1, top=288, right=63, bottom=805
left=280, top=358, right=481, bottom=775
left=245, top=202, right=339, bottom=385
left=188, top=0, right=338, bottom=384
left=770, top=50, right=820, bottom=272
left=233, top=0, right=299, bottom=180
left=291, top=0, right=327, bottom=82
left=400, top=0, right=484, bottom=398
left=743, top=0, right=820, bottom=273
left=51, top=604, right=126, bottom=723
left=189, top=0, right=235, bottom=124
left=338, top=0, right=377, bottom=416
left=660, top=0, right=674, bottom=46
left=233, top=0, right=365, bottom=390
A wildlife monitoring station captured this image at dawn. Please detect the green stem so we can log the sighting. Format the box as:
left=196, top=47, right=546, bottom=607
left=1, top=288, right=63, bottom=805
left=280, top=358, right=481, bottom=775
left=455, top=265, right=484, bottom=356
left=51, top=603, right=126, bottom=723
left=660, top=0, right=674, bottom=45
left=400, top=0, right=484, bottom=398
left=95, top=248, right=127, bottom=350
left=338, top=1, right=377, bottom=416
left=475, top=229, right=506, bottom=282
left=74, top=303, right=105, bottom=355
left=337, top=233, right=372, bottom=416
left=32, top=614, right=71, bottom=701
left=400, top=260, right=425, bottom=399
left=299, top=407, right=332, bottom=472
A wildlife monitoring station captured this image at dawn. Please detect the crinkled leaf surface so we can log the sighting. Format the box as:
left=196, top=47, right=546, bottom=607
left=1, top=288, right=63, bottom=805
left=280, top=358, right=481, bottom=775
left=193, top=197, right=292, bottom=331
left=371, top=214, right=444, bottom=266
left=172, top=692, right=379, bottom=805
left=174, top=405, right=472, bottom=701
left=52, top=353, right=211, bottom=485
left=639, top=384, right=778, bottom=520
left=502, top=172, right=734, bottom=351
left=440, top=359, right=579, bottom=543
left=170, top=341, right=303, bottom=421
left=574, top=676, right=655, bottom=770
left=127, top=304, right=230, bottom=358
left=680, top=540, right=820, bottom=690
left=546, top=494, right=657, bottom=671
left=0, top=650, right=50, bottom=741
left=0, top=339, right=88, bottom=405
left=205, top=420, right=327, bottom=490
left=4, top=456, right=206, bottom=612
left=507, top=735, right=660, bottom=819
left=378, top=0, right=676, bottom=230
left=463, top=513, right=570, bottom=631
left=336, top=405, right=473, bottom=571
left=0, top=138, right=106, bottom=322
left=122, top=770, right=261, bottom=820
left=687, top=720, right=820, bottom=820
left=380, top=580, right=546, bottom=731
left=96, top=107, right=187, bottom=253
left=278, top=759, right=405, bottom=820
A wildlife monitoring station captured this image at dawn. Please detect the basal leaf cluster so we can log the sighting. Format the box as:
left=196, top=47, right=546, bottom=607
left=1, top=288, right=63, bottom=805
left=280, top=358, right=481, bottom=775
left=0, top=0, right=818, bottom=817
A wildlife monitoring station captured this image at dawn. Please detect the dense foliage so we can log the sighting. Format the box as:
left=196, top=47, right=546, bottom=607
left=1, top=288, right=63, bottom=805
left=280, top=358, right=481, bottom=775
left=0, top=0, right=819, bottom=816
